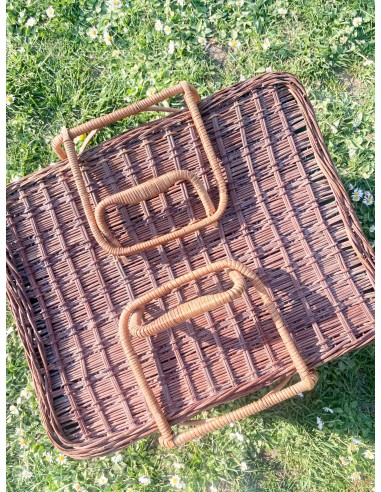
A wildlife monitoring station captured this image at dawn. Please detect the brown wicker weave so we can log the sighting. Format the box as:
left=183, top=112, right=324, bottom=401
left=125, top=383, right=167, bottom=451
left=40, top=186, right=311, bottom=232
left=6, top=72, right=374, bottom=459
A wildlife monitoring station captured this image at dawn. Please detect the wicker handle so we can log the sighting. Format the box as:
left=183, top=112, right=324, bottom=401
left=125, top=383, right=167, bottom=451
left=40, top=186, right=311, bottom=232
left=56, top=82, right=228, bottom=257
left=119, top=259, right=318, bottom=448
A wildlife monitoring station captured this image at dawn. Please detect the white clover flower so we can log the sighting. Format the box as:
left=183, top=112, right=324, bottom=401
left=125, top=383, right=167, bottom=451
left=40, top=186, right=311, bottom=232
left=363, top=59, right=374, bottom=66
left=352, top=17, right=362, bottom=27
left=88, top=27, right=98, bottom=39
left=73, top=484, right=82, bottom=492
left=236, top=1, right=244, bottom=7
left=139, top=475, right=151, bottom=485
left=103, top=31, right=113, bottom=45
left=109, top=0, right=122, bottom=8
left=164, top=25, right=171, bottom=35
left=57, top=454, right=67, bottom=465
left=240, top=461, right=248, bottom=471
left=169, top=475, right=184, bottom=489
left=18, top=437, right=27, bottom=448
left=173, top=462, right=185, bottom=470
left=155, top=20, right=163, bottom=31
left=26, top=17, right=37, bottom=27
left=339, top=456, right=349, bottom=466
left=9, top=405, right=19, bottom=415
left=6, top=94, right=15, bottom=106
left=98, top=476, right=108, bottom=486
left=278, top=7, right=288, bottom=17
left=168, top=40, right=175, bottom=55
left=146, top=87, right=156, bottom=97
left=262, top=38, right=271, bottom=50
left=350, top=471, right=361, bottom=481
left=351, top=188, right=363, bottom=202
left=21, top=470, right=32, bottom=480
left=20, top=388, right=32, bottom=400
left=363, top=194, right=374, bottom=206
left=228, top=39, right=241, bottom=49
left=265, top=66, right=272, bottom=73
left=198, top=36, right=207, bottom=46
left=112, top=49, right=120, bottom=57
left=316, top=417, right=324, bottom=430
left=323, top=407, right=334, bottom=413
left=111, top=453, right=123, bottom=463
left=46, top=6, right=55, bottom=18
left=369, top=225, right=375, bottom=233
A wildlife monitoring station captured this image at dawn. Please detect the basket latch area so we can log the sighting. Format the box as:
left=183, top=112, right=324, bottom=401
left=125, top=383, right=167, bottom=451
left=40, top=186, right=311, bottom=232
left=119, top=259, right=318, bottom=448
left=53, top=82, right=228, bottom=257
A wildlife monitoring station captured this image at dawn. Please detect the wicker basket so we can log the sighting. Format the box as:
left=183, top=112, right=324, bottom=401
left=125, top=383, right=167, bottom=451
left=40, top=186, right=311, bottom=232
left=6, top=72, right=374, bottom=459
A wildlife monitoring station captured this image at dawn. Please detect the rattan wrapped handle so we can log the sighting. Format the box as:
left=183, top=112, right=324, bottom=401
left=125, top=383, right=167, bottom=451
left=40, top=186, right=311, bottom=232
left=56, top=82, right=228, bottom=257
left=119, top=259, right=318, bottom=448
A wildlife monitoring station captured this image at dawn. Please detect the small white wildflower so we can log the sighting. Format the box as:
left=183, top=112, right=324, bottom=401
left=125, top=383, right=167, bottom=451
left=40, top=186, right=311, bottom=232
left=103, top=31, right=113, bottom=45
left=363, top=450, right=375, bottom=459
left=198, top=36, right=207, bottom=46
left=363, top=193, right=374, bottom=206
left=16, top=428, right=24, bottom=436
left=6, top=94, right=15, bottom=106
left=109, top=0, right=122, bottom=8
left=139, top=476, right=151, bottom=485
left=18, top=437, right=27, bottom=448
left=328, top=36, right=335, bottom=45
left=88, top=27, right=98, bottom=39
left=21, top=470, right=32, bottom=480
left=164, top=25, right=171, bottom=35
left=340, top=36, right=348, bottom=44
left=369, top=225, right=375, bottom=233
left=73, top=484, right=82, bottom=492
left=112, top=49, right=120, bottom=57
left=98, top=476, right=108, bottom=486
left=323, top=407, right=334, bottom=413
left=228, top=39, right=241, bottom=49
left=352, top=17, right=362, bottom=27
left=111, top=453, right=123, bottom=463
left=155, top=20, right=163, bottom=31
left=348, top=443, right=358, bottom=452
left=316, top=417, right=324, bottom=430
left=146, top=87, right=156, bottom=97
left=363, top=59, right=374, bottom=66
left=278, top=7, right=288, bottom=17
left=349, top=149, right=356, bottom=158
left=173, top=462, right=185, bottom=470
left=19, top=11, right=25, bottom=18
left=169, top=475, right=184, bottom=489
left=20, top=388, right=32, bottom=400
left=45, top=452, right=53, bottom=463
left=236, top=0, right=244, bottom=7
left=9, top=405, right=19, bottom=415
left=177, top=0, right=185, bottom=5
left=352, top=437, right=361, bottom=445
left=350, top=471, right=361, bottom=481
left=56, top=454, right=67, bottom=465
left=331, top=125, right=338, bottom=134
left=168, top=40, right=175, bottom=55
left=124, top=96, right=132, bottom=102
left=265, top=66, right=272, bottom=73
left=26, top=17, right=37, bottom=27
left=348, top=183, right=354, bottom=190
left=344, top=25, right=352, bottom=34
left=6, top=325, right=15, bottom=335
left=46, top=6, right=55, bottom=18
left=262, top=38, right=271, bottom=50
left=351, top=188, right=363, bottom=202
left=240, top=461, right=248, bottom=471
left=339, top=456, right=349, bottom=466
left=126, top=488, right=134, bottom=492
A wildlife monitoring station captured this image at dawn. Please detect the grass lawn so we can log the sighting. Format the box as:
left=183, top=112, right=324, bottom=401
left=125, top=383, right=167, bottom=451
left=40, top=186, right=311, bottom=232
left=6, top=0, right=375, bottom=491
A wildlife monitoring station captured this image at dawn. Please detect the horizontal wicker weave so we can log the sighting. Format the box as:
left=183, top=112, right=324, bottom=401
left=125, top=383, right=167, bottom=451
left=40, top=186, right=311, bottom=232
left=6, top=72, right=374, bottom=458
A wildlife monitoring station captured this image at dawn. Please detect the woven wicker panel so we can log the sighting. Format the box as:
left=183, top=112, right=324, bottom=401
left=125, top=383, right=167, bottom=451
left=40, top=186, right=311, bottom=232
left=6, top=72, right=374, bottom=459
